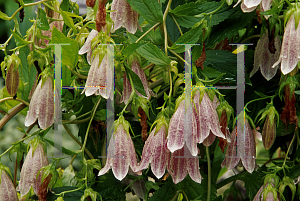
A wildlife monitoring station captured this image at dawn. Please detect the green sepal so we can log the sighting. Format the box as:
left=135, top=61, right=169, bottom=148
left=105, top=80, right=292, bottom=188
left=80, top=188, right=101, bottom=201
left=114, top=115, right=132, bottom=138
left=216, top=100, right=234, bottom=125
left=262, top=183, right=278, bottom=201
left=37, top=161, right=59, bottom=189
left=28, top=135, right=47, bottom=157
left=263, top=174, right=280, bottom=188
left=279, top=176, right=296, bottom=200
left=131, top=94, right=150, bottom=120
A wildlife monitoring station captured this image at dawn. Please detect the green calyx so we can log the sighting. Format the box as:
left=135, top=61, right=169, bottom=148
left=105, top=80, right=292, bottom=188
left=258, top=105, right=280, bottom=127
left=114, top=115, right=132, bottom=138
left=262, top=183, right=277, bottom=201
left=216, top=100, right=234, bottom=125
left=28, top=135, right=47, bottom=157
left=131, top=94, right=150, bottom=120
left=264, top=174, right=280, bottom=188
left=279, top=176, right=296, bottom=200
left=279, top=76, right=299, bottom=101
left=1, top=54, right=21, bottom=79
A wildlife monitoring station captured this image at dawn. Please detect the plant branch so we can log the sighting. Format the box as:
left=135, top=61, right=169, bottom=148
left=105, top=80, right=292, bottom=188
left=206, top=146, right=211, bottom=201
left=0, top=103, right=27, bottom=130
left=163, top=0, right=173, bottom=55
left=0, top=97, right=30, bottom=107
left=135, top=22, right=160, bottom=43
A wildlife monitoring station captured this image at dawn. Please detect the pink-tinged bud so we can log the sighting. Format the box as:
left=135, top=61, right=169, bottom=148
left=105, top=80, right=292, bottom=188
left=5, top=54, right=20, bottom=97
left=78, top=29, right=98, bottom=65
left=111, top=0, right=142, bottom=34
left=167, top=98, right=198, bottom=156
left=272, top=14, right=300, bottom=75
left=167, top=144, right=202, bottom=184
left=98, top=117, right=139, bottom=180
left=82, top=54, right=114, bottom=99
left=17, top=143, right=49, bottom=199
left=137, top=125, right=169, bottom=179
left=120, top=58, right=155, bottom=104
left=250, top=31, right=281, bottom=81
left=222, top=113, right=256, bottom=173
left=0, top=166, right=18, bottom=201
left=262, top=115, right=276, bottom=150
left=193, top=90, right=225, bottom=144
left=254, top=179, right=280, bottom=201
left=24, top=76, right=54, bottom=129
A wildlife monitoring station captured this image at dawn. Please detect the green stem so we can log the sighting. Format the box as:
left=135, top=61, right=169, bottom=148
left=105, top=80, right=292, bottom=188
left=81, top=96, right=101, bottom=188
left=0, top=97, right=30, bottom=107
left=244, top=96, right=274, bottom=112
left=62, top=117, right=91, bottom=124
left=62, top=110, right=92, bottom=124
left=198, top=0, right=225, bottom=16
left=54, top=185, right=85, bottom=196
left=143, top=63, right=155, bottom=71
left=240, top=34, right=261, bottom=43
left=168, top=48, right=185, bottom=63
left=163, top=0, right=173, bottom=55
left=63, top=124, right=94, bottom=159
left=66, top=65, right=87, bottom=79
left=135, top=22, right=160, bottom=43
left=206, top=146, right=211, bottom=201
left=75, top=21, right=94, bottom=42
left=282, top=130, right=296, bottom=169
left=170, top=13, right=183, bottom=36
left=149, top=78, right=164, bottom=89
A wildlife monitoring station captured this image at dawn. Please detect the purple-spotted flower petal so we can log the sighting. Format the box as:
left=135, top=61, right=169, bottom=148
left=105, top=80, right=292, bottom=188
left=222, top=113, right=256, bottom=173
left=250, top=31, right=281, bottom=81
left=82, top=54, right=113, bottom=99
left=0, top=168, right=18, bottom=201
left=98, top=122, right=139, bottom=181
left=167, top=144, right=202, bottom=184
left=17, top=143, right=49, bottom=198
left=193, top=90, right=225, bottom=144
left=111, top=0, right=142, bottom=34
left=137, top=125, right=169, bottom=179
left=78, top=29, right=98, bottom=65
left=25, top=76, right=54, bottom=129
left=272, top=14, right=300, bottom=75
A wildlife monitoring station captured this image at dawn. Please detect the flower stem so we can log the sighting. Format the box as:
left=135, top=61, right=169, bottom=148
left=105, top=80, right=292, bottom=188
left=206, top=146, right=211, bottom=201
left=163, top=0, right=173, bottom=55
left=135, top=22, right=160, bottom=43
left=0, top=97, right=30, bottom=106
left=244, top=96, right=274, bottom=112
left=149, top=78, right=164, bottom=89
left=240, top=34, right=261, bottom=43
left=282, top=130, right=297, bottom=169
left=170, top=13, right=183, bottom=36
left=0, top=103, right=27, bottom=130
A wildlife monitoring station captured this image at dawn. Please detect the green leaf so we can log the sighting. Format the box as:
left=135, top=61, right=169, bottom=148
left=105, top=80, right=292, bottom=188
left=9, top=142, right=27, bottom=164
left=0, top=10, right=10, bottom=20
left=33, top=186, right=84, bottom=201
left=60, top=0, right=70, bottom=11
left=11, top=29, right=31, bottom=47
left=207, top=9, right=254, bottom=47
left=148, top=178, right=177, bottom=201
left=136, top=42, right=171, bottom=66
left=123, top=42, right=146, bottom=57
left=51, top=27, right=79, bottom=69
left=170, top=25, right=203, bottom=53
left=60, top=9, right=77, bottom=34
left=124, top=63, right=147, bottom=97
left=37, top=8, right=50, bottom=31
left=126, top=0, right=163, bottom=25
left=260, top=3, right=283, bottom=15
left=295, top=90, right=300, bottom=95
left=211, top=146, right=224, bottom=184
left=18, top=46, right=37, bottom=102
left=94, top=172, right=126, bottom=201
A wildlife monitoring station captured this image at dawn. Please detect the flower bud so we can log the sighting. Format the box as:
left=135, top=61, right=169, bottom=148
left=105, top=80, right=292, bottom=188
left=17, top=141, right=49, bottom=199
left=0, top=164, right=18, bottom=201
left=5, top=54, right=21, bottom=97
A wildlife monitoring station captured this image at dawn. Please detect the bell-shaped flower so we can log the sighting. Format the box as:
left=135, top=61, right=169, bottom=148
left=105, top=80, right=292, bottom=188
left=167, top=96, right=199, bottom=156
left=193, top=89, right=225, bottom=144
left=82, top=52, right=114, bottom=99
left=111, top=0, right=142, bottom=34
left=98, top=116, right=139, bottom=180
left=272, top=14, right=300, bottom=74
left=120, top=57, right=155, bottom=104
left=221, top=112, right=256, bottom=173
left=137, top=123, right=169, bottom=179
left=17, top=142, right=49, bottom=199
left=0, top=164, right=18, bottom=201
left=250, top=31, right=281, bottom=81
left=78, top=29, right=98, bottom=65
left=24, top=75, right=54, bottom=129
left=167, top=144, right=202, bottom=184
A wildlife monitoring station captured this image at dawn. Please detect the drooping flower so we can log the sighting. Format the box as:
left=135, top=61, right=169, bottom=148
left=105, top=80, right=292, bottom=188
left=111, top=0, right=142, bottom=34
left=0, top=164, right=18, bottom=201
left=120, top=57, right=155, bottom=104
left=221, top=112, right=256, bottom=173
left=254, top=175, right=280, bottom=201
left=24, top=75, right=54, bottom=129
left=167, top=97, right=199, bottom=156
left=193, top=89, right=225, bottom=144
left=17, top=142, right=49, bottom=199
left=272, top=14, right=300, bottom=75
left=250, top=31, right=281, bottom=81
left=78, top=29, right=99, bottom=65
left=137, top=124, right=169, bottom=179
left=167, top=144, right=202, bottom=184
left=98, top=116, right=139, bottom=180
left=82, top=53, right=114, bottom=99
